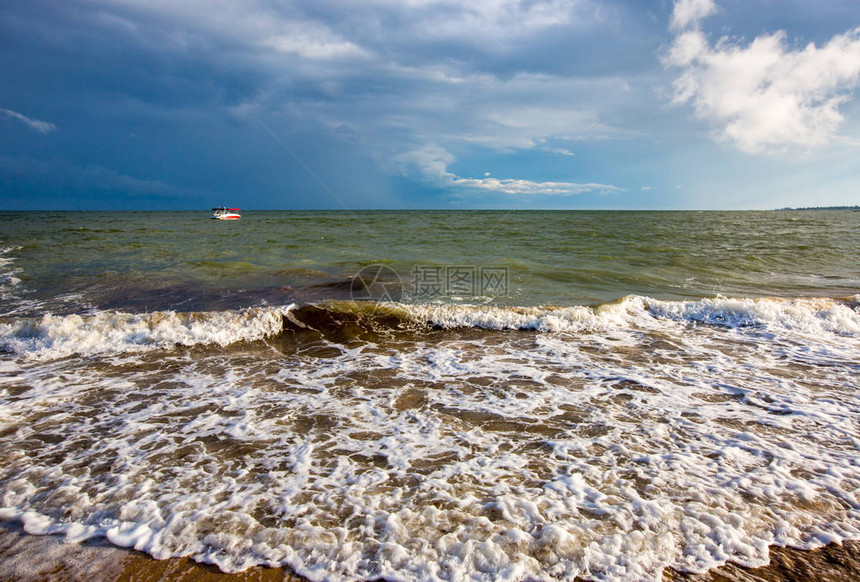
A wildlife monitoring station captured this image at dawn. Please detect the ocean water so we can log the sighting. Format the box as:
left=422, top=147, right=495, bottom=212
left=0, top=210, right=858, bottom=581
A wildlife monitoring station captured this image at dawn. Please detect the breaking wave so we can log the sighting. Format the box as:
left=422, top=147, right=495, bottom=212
left=0, top=306, right=291, bottom=358
left=1, top=295, right=858, bottom=360
left=401, top=294, right=860, bottom=334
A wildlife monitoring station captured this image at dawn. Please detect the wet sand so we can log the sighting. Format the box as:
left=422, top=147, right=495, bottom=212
left=1, top=522, right=858, bottom=582
left=667, top=540, right=860, bottom=582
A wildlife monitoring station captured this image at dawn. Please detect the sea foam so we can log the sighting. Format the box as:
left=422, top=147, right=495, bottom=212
left=0, top=295, right=858, bottom=581
left=399, top=295, right=860, bottom=335
left=0, top=306, right=292, bottom=358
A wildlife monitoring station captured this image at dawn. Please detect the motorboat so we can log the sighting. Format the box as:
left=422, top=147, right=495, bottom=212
left=211, top=207, right=241, bottom=220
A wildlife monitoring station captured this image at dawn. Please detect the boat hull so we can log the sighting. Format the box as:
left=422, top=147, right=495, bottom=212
left=210, top=208, right=241, bottom=220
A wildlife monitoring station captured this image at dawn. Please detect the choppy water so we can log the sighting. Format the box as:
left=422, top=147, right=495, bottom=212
left=0, top=210, right=858, bottom=581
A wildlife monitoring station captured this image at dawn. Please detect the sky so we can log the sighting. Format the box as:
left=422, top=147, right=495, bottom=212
left=1, top=0, right=859, bottom=210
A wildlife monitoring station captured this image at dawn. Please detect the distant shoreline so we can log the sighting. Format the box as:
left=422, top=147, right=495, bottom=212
left=776, top=205, right=860, bottom=211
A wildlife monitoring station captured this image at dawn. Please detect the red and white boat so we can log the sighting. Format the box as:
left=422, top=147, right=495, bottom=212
left=211, top=207, right=241, bottom=220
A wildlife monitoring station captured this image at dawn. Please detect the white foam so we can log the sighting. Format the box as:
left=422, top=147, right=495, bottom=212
left=0, top=295, right=858, bottom=581
left=0, top=305, right=293, bottom=359
left=400, top=299, right=641, bottom=332
left=395, top=295, right=860, bottom=337
left=644, top=295, right=860, bottom=334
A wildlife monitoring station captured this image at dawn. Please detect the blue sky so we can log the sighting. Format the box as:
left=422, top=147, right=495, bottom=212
left=1, top=0, right=859, bottom=210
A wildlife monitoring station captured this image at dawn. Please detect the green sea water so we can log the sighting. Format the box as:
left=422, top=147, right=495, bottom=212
left=1, top=210, right=858, bottom=314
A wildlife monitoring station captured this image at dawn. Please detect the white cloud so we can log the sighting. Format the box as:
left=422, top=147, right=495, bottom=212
left=0, top=109, right=57, bottom=133
left=670, top=0, right=716, bottom=31
left=394, top=144, right=456, bottom=182
left=665, top=2, right=860, bottom=153
left=541, top=146, right=576, bottom=156
left=90, top=0, right=370, bottom=63
left=91, top=0, right=600, bottom=62
left=453, top=176, right=622, bottom=196
left=395, top=144, right=621, bottom=196
left=261, top=24, right=368, bottom=60
left=406, top=0, right=589, bottom=42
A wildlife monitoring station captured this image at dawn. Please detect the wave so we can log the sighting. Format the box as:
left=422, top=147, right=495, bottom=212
left=0, top=246, right=39, bottom=318
left=1, top=295, right=858, bottom=359
left=0, top=306, right=291, bottom=358
left=0, top=246, right=22, bottom=289
left=298, top=294, right=860, bottom=334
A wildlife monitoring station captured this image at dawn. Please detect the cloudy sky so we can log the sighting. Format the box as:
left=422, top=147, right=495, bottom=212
left=1, top=0, right=859, bottom=210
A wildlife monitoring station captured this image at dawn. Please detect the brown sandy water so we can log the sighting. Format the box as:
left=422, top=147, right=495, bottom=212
left=2, top=523, right=859, bottom=582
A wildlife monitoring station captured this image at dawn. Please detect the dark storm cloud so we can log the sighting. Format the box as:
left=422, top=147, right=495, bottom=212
left=1, top=0, right=653, bottom=207
left=1, top=0, right=859, bottom=209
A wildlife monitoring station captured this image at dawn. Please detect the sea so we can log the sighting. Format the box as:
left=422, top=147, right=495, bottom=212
left=0, top=210, right=858, bottom=582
